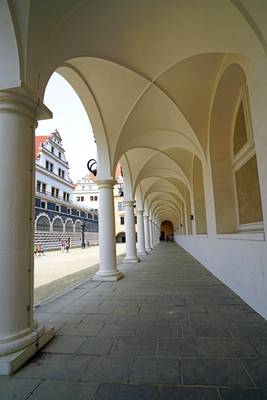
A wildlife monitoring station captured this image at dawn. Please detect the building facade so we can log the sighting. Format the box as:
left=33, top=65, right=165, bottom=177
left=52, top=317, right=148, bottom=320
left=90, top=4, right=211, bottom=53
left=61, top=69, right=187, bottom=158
left=35, top=130, right=98, bottom=250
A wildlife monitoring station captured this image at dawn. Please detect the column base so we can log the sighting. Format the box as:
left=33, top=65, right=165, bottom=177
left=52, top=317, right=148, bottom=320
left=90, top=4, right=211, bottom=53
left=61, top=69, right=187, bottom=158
left=0, top=325, right=55, bottom=375
left=92, top=270, right=124, bottom=282
left=145, top=247, right=152, bottom=253
left=123, top=256, right=140, bottom=263
left=137, top=251, right=147, bottom=256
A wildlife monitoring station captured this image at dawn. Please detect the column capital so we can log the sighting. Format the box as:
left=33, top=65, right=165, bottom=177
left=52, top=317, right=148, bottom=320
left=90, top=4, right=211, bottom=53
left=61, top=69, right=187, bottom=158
left=96, top=178, right=115, bottom=189
left=124, top=200, right=135, bottom=207
left=136, top=209, right=144, bottom=215
left=0, top=89, right=51, bottom=121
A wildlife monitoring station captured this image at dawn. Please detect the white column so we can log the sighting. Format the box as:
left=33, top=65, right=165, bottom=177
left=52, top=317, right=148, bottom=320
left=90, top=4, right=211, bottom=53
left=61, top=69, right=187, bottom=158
left=144, top=214, right=152, bottom=252
left=149, top=217, right=154, bottom=249
left=154, top=223, right=159, bottom=245
left=153, top=222, right=157, bottom=246
left=136, top=209, right=147, bottom=256
left=94, top=179, right=123, bottom=280
left=0, top=91, right=54, bottom=375
left=123, top=200, right=139, bottom=263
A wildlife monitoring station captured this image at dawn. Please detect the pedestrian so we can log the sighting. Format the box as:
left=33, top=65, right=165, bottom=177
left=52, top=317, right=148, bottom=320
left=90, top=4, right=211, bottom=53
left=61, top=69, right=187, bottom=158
left=37, top=243, right=44, bottom=256
left=65, top=238, right=70, bottom=253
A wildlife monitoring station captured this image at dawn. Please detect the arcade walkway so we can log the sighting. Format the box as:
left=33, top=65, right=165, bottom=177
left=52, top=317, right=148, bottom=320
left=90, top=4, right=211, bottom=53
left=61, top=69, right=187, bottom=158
left=2, top=243, right=267, bottom=399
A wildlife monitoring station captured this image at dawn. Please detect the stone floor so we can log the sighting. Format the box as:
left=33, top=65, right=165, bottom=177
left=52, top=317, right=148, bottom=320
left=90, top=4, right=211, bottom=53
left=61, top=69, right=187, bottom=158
left=1, top=242, right=267, bottom=399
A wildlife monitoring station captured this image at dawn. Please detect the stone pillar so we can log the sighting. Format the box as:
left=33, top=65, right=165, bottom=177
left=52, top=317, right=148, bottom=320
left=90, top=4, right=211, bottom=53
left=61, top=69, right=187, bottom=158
left=154, top=223, right=159, bottom=245
left=93, top=179, right=123, bottom=280
left=149, top=217, right=154, bottom=249
left=144, top=214, right=152, bottom=252
left=123, top=200, right=139, bottom=263
left=0, top=91, right=54, bottom=375
left=136, top=209, right=147, bottom=256
left=153, top=222, right=157, bottom=246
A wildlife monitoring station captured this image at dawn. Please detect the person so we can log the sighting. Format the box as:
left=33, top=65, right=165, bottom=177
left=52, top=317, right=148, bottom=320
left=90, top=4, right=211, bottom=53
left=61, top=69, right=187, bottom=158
left=37, top=243, right=45, bottom=256
left=34, top=244, right=38, bottom=256
left=60, top=239, right=65, bottom=252
left=65, top=238, right=70, bottom=253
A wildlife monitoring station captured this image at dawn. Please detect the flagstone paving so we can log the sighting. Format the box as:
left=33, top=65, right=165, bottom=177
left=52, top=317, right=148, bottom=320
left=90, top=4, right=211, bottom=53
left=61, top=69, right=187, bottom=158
left=1, top=242, right=267, bottom=399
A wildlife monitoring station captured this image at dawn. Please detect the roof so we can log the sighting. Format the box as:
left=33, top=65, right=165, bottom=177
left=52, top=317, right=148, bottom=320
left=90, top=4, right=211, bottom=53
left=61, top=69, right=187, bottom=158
left=35, top=135, right=49, bottom=159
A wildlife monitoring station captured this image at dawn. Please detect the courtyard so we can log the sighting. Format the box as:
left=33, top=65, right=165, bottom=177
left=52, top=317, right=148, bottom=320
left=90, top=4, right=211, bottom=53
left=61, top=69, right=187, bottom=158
left=1, top=242, right=267, bottom=399
left=34, top=244, right=126, bottom=304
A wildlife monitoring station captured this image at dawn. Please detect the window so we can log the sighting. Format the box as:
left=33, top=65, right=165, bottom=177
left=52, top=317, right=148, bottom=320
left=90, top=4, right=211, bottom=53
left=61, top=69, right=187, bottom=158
left=77, top=211, right=80, bottom=217
left=37, top=181, right=46, bottom=194
left=63, top=192, right=70, bottom=202
left=65, top=220, right=74, bottom=232
left=40, top=201, right=46, bottom=209
left=58, top=168, right=65, bottom=179
left=67, top=208, right=71, bottom=215
left=76, top=196, right=80, bottom=201
left=75, top=221, right=82, bottom=232
left=51, top=187, right=59, bottom=198
left=120, top=216, right=125, bottom=225
left=81, top=196, right=84, bottom=201
left=134, top=216, right=137, bottom=224
left=90, top=195, right=98, bottom=201
left=51, top=146, right=54, bottom=154
left=58, top=151, right=61, bottom=159
left=55, top=204, right=60, bottom=212
left=53, top=218, right=63, bottom=232
left=45, top=160, right=54, bottom=172
left=36, top=216, right=50, bottom=231
left=117, top=202, right=125, bottom=211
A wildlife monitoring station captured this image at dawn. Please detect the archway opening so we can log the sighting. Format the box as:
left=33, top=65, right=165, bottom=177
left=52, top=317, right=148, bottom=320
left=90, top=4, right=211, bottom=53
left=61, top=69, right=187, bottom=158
left=160, top=220, right=174, bottom=241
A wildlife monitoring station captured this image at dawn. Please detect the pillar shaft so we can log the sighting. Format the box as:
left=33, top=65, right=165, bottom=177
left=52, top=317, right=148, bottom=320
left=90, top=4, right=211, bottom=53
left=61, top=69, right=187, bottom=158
left=144, top=215, right=151, bottom=252
left=136, top=209, right=146, bottom=256
left=94, top=180, right=123, bottom=280
left=124, top=200, right=139, bottom=262
left=149, top=218, right=154, bottom=249
left=0, top=91, right=54, bottom=374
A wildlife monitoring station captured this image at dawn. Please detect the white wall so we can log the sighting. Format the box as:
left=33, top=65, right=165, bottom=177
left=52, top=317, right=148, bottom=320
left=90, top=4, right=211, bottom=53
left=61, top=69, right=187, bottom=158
left=175, top=233, right=267, bottom=319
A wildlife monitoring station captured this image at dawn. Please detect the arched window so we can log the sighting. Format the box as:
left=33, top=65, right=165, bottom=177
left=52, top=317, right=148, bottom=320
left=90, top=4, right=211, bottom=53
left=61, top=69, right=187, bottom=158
left=233, top=95, right=263, bottom=230
left=210, top=64, right=263, bottom=233
left=65, top=219, right=74, bottom=232
left=75, top=221, right=82, bottom=232
left=53, top=218, right=63, bottom=232
left=36, top=215, right=50, bottom=231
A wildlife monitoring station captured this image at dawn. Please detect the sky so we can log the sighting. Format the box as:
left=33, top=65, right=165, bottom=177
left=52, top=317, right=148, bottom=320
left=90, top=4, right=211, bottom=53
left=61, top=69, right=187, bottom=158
left=36, top=72, right=97, bottom=182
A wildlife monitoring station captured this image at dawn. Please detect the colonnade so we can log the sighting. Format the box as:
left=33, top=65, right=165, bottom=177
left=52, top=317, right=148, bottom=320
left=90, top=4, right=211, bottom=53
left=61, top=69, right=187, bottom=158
left=93, top=180, right=161, bottom=280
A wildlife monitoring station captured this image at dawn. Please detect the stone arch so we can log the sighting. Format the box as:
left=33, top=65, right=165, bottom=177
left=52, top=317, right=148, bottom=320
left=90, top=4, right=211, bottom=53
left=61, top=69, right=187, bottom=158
left=36, top=214, right=51, bottom=232
left=0, top=1, right=21, bottom=89
left=52, top=217, right=64, bottom=232
left=75, top=220, right=82, bottom=232
left=210, top=62, right=264, bottom=233
left=65, top=218, right=74, bottom=233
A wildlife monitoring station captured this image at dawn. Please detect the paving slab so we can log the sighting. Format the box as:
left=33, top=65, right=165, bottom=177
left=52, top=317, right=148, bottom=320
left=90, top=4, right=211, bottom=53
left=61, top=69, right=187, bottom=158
left=4, top=242, right=266, bottom=399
